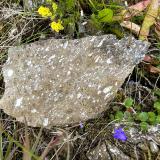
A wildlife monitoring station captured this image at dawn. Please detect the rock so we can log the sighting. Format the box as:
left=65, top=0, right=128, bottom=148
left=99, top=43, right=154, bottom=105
left=86, top=143, right=110, bottom=160
left=0, top=35, right=149, bottom=127
left=127, top=127, right=144, bottom=144
left=150, top=134, right=160, bottom=145
left=106, top=141, right=130, bottom=160
left=149, top=141, right=159, bottom=153
left=23, top=0, right=44, bottom=11
left=138, top=143, right=148, bottom=152
left=147, top=125, right=160, bottom=145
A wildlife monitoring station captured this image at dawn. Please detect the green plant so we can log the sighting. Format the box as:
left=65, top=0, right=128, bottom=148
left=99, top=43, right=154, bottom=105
left=140, top=122, right=148, bottom=132
left=113, top=95, right=160, bottom=132
left=137, top=112, right=148, bottom=122
left=124, top=98, right=134, bottom=108
left=148, top=112, right=156, bottom=124
left=154, top=101, right=160, bottom=111
left=97, top=8, right=113, bottom=23
left=36, top=0, right=126, bottom=37
left=115, top=111, right=124, bottom=120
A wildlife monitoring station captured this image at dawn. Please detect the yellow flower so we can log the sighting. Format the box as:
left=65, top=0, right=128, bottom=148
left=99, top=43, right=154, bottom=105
left=50, top=20, right=64, bottom=32
left=52, top=2, right=58, bottom=12
left=38, top=6, right=52, bottom=17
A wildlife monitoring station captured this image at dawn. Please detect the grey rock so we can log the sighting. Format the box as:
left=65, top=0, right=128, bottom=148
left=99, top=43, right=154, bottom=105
left=0, top=35, right=149, bottom=127
left=106, top=141, right=130, bottom=160
left=150, top=141, right=159, bottom=153
left=127, top=127, right=144, bottom=144
left=87, top=143, right=110, bottom=160
left=23, top=0, right=44, bottom=11
left=138, top=143, right=148, bottom=151
left=150, top=135, right=160, bottom=145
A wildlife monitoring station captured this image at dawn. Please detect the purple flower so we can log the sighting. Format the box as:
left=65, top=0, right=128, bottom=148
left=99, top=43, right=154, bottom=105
left=79, top=122, right=84, bottom=129
left=113, top=127, right=127, bottom=141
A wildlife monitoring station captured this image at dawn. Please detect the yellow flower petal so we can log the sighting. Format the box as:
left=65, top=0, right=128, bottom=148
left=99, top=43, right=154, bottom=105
left=50, top=20, right=64, bottom=32
left=38, top=6, right=52, bottom=17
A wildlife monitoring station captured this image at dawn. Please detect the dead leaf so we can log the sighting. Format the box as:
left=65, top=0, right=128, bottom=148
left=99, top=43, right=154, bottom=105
left=40, top=136, right=61, bottom=159
left=120, top=21, right=140, bottom=35
left=155, top=21, right=160, bottom=37
left=139, top=0, right=159, bottom=40
left=143, top=55, right=153, bottom=62
left=129, top=0, right=151, bottom=11
left=118, top=0, right=151, bottom=20
left=149, top=65, right=160, bottom=73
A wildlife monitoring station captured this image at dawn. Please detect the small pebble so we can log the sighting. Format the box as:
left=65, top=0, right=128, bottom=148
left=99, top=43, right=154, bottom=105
left=138, top=143, right=148, bottom=151
left=150, top=141, right=159, bottom=153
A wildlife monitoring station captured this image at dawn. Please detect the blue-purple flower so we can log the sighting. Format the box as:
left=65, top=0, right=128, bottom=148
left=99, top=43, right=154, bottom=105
left=79, top=122, right=84, bottom=129
left=113, top=127, right=127, bottom=141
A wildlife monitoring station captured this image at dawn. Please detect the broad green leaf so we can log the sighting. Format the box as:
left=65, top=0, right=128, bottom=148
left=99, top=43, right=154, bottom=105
left=138, top=112, right=148, bottom=122
left=140, top=122, right=148, bottom=132
left=154, top=89, right=160, bottom=97
left=115, top=111, right=124, bottom=120
left=154, top=101, right=160, bottom=111
left=124, top=98, right=133, bottom=108
left=148, top=112, right=156, bottom=123
left=98, top=8, right=113, bottom=23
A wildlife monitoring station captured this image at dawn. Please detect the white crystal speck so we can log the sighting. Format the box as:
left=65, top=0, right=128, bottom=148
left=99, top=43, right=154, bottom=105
left=106, top=58, right=112, bottom=64
left=15, top=97, right=23, bottom=108
left=67, top=71, right=71, bottom=75
left=27, top=61, right=32, bottom=65
left=31, top=109, right=37, bottom=113
left=63, top=41, right=68, bottom=49
left=97, top=38, right=105, bottom=47
left=77, top=93, right=82, bottom=99
left=103, top=86, right=113, bottom=94
left=43, top=118, right=48, bottom=126
left=48, top=55, right=56, bottom=62
left=7, top=69, right=14, bottom=77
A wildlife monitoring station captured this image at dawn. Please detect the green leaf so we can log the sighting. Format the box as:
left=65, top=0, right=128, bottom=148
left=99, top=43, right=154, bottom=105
left=124, top=98, right=134, bottom=108
left=148, top=112, right=156, bottom=123
left=115, top=111, right=124, bottom=120
left=156, top=115, right=160, bottom=124
left=154, top=101, right=160, bottom=111
left=98, top=8, right=113, bottom=23
left=138, top=112, right=148, bottom=122
left=140, top=122, right=148, bottom=132
left=66, top=0, right=75, bottom=11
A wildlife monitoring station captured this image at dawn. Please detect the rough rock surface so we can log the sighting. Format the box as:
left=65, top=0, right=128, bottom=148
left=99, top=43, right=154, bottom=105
left=0, top=35, right=149, bottom=127
left=87, top=143, right=111, bottom=160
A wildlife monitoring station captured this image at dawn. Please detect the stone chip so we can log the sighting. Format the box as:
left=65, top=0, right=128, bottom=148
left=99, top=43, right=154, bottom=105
left=0, top=35, right=149, bottom=127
